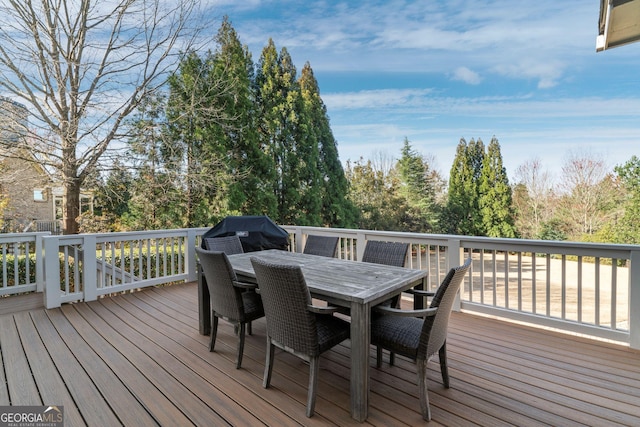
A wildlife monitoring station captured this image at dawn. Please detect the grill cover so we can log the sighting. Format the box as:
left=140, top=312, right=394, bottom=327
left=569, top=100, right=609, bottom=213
left=201, top=216, right=289, bottom=252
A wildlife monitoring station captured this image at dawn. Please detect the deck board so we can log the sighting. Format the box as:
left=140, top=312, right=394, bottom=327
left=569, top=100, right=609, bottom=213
left=0, top=315, right=41, bottom=405
left=12, top=311, right=86, bottom=426
left=112, top=288, right=344, bottom=426
left=29, top=309, right=127, bottom=427
left=0, top=282, right=639, bottom=426
left=60, top=304, right=193, bottom=426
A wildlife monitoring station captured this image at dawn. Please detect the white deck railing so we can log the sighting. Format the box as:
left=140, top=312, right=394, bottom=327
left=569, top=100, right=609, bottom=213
left=3, top=226, right=638, bottom=348
left=0, top=232, right=48, bottom=295
left=284, top=226, right=640, bottom=349
left=42, top=228, right=209, bottom=308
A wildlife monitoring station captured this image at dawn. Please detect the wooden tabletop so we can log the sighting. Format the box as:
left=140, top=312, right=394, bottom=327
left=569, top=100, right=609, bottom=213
left=227, top=250, right=427, bottom=306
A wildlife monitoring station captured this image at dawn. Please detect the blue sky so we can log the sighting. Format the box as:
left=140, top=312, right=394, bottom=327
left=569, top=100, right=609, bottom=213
left=211, top=0, right=640, bottom=181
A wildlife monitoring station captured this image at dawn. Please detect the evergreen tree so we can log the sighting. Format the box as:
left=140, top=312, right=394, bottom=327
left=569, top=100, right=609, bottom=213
left=443, top=139, right=466, bottom=234
left=99, top=24, right=364, bottom=230
left=299, top=63, right=358, bottom=227
left=444, top=138, right=485, bottom=235
left=397, top=138, right=443, bottom=232
left=125, top=93, right=183, bottom=230
left=165, top=50, right=232, bottom=227
left=255, top=40, right=306, bottom=224
left=211, top=17, right=277, bottom=218
left=292, top=63, right=322, bottom=225
left=479, top=137, right=516, bottom=237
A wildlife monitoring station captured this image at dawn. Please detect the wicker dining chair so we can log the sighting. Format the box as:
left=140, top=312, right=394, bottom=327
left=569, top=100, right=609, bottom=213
left=362, top=240, right=410, bottom=312
left=302, top=235, right=339, bottom=257
left=195, top=247, right=264, bottom=369
left=361, top=240, right=409, bottom=267
left=204, top=234, right=244, bottom=254
left=250, top=256, right=350, bottom=417
left=199, top=234, right=250, bottom=334
left=370, top=257, right=472, bottom=421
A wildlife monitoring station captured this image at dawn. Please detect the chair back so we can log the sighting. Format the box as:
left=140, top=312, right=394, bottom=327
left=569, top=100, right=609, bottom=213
left=204, top=235, right=244, bottom=254
left=196, top=247, right=244, bottom=321
left=250, top=257, right=319, bottom=356
left=303, top=235, right=339, bottom=257
left=362, top=240, right=409, bottom=267
left=419, top=257, right=472, bottom=359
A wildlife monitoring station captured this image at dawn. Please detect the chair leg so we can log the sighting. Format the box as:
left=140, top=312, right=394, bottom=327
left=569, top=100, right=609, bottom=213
left=439, top=342, right=450, bottom=388
left=417, top=359, right=431, bottom=421
left=306, top=356, right=320, bottom=417
left=376, top=346, right=395, bottom=367
left=209, top=315, right=219, bottom=352
left=247, top=321, right=252, bottom=335
left=236, top=322, right=246, bottom=369
left=263, top=340, right=275, bottom=388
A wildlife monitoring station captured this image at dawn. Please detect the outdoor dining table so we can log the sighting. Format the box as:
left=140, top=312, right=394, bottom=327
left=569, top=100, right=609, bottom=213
left=198, top=249, right=428, bottom=422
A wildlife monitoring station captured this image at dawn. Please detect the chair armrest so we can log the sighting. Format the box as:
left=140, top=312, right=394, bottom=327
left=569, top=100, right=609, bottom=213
left=233, top=280, right=258, bottom=290
left=405, top=288, right=435, bottom=297
left=372, top=305, right=438, bottom=318
left=307, top=304, right=341, bottom=315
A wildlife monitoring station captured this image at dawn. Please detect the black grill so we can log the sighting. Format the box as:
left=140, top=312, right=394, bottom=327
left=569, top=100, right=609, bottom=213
left=201, top=216, right=289, bottom=252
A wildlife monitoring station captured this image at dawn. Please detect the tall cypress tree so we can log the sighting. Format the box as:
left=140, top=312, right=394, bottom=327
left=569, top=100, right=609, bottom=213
left=479, top=137, right=516, bottom=237
left=296, top=64, right=324, bottom=225
left=298, top=63, right=357, bottom=227
left=278, top=48, right=304, bottom=224
left=255, top=40, right=282, bottom=221
left=465, top=138, right=486, bottom=235
left=255, top=40, right=309, bottom=224
left=445, top=138, right=485, bottom=235
left=211, top=17, right=276, bottom=218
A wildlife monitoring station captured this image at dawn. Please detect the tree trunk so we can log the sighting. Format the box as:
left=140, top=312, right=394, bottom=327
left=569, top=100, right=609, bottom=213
left=63, top=178, right=80, bottom=234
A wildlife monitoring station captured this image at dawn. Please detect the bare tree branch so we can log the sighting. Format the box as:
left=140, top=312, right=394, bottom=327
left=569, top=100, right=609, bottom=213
left=0, top=0, right=208, bottom=233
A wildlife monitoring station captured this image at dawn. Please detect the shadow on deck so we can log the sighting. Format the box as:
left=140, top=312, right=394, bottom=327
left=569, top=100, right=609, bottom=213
left=0, top=282, right=638, bottom=426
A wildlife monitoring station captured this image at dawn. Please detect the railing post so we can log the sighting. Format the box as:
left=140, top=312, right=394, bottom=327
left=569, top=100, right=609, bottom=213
left=82, top=235, right=98, bottom=302
left=629, top=250, right=640, bottom=349
left=448, top=238, right=463, bottom=311
left=34, top=232, right=48, bottom=293
left=186, top=229, right=198, bottom=282
left=356, top=232, right=367, bottom=261
left=293, top=227, right=304, bottom=253
left=43, top=236, right=61, bottom=309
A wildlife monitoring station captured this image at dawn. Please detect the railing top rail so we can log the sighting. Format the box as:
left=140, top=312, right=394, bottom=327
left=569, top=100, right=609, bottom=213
left=283, top=225, right=640, bottom=255
left=41, top=228, right=211, bottom=242
left=0, top=232, right=50, bottom=243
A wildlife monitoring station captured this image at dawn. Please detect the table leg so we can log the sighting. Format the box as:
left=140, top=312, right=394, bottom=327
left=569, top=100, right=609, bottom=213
left=414, top=277, right=427, bottom=310
left=197, top=264, right=211, bottom=335
left=349, top=302, right=370, bottom=422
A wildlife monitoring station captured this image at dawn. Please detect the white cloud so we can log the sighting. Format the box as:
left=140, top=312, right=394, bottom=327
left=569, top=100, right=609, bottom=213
left=451, top=67, right=482, bottom=85
left=322, top=88, right=434, bottom=110
left=324, top=85, right=640, bottom=121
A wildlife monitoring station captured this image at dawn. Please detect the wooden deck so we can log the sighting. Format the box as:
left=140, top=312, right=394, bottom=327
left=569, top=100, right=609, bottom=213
left=0, top=282, right=639, bottom=426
